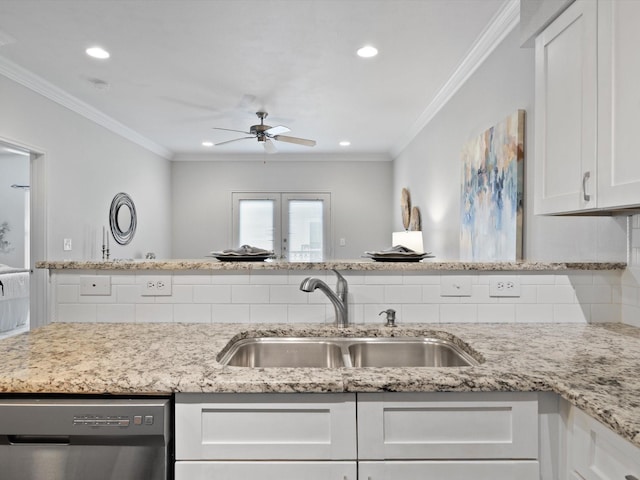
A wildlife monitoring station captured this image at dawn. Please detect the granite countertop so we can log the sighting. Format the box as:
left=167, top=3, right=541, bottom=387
left=35, top=259, right=626, bottom=271
left=0, top=322, right=638, bottom=448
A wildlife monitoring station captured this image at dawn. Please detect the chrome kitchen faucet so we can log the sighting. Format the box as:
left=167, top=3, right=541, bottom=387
left=300, top=269, right=349, bottom=327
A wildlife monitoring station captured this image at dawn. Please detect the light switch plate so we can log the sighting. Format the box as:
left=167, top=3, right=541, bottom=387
left=440, top=276, right=472, bottom=296
left=80, top=276, right=111, bottom=296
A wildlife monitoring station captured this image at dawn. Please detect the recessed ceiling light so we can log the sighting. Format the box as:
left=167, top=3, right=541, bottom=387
left=86, top=46, right=110, bottom=59
left=202, top=141, right=214, bottom=147
left=357, top=45, right=378, bottom=58
left=339, top=141, right=351, bottom=147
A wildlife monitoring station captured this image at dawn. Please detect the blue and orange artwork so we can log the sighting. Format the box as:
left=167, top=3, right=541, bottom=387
left=460, top=110, right=524, bottom=261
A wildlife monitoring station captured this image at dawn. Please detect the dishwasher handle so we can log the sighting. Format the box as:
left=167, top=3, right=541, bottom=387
left=7, top=435, right=71, bottom=445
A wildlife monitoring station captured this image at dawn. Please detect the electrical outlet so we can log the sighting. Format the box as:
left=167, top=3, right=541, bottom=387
left=489, top=276, right=521, bottom=297
left=80, top=276, right=111, bottom=295
left=141, top=276, right=172, bottom=296
left=440, top=276, right=472, bottom=296
left=63, top=238, right=72, bottom=251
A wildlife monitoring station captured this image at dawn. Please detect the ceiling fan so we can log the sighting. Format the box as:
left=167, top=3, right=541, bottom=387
left=213, top=111, right=316, bottom=153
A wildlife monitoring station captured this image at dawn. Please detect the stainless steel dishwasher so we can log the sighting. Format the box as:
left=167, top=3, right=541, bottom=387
left=0, top=397, right=172, bottom=480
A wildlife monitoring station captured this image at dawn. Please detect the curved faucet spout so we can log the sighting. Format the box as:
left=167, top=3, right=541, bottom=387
left=300, top=269, right=349, bottom=327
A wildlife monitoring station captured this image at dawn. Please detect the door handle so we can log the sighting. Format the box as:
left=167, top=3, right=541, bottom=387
left=583, top=171, right=591, bottom=202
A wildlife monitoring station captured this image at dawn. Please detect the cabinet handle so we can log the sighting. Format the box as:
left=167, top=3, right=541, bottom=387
left=625, top=476, right=639, bottom=480
left=583, top=171, right=591, bottom=202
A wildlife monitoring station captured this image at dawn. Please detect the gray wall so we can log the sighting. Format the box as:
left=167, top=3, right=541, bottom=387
left=0, top=75, right=172, bottom=261
left=393, top=28, right=626, bottom=262
left=171, top=155, right=393, bottom=259
left=0, top=153, right=28, bottom=267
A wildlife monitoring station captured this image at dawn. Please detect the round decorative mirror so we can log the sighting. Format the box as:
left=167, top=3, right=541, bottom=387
left=109, top=192, right=137, bottom=245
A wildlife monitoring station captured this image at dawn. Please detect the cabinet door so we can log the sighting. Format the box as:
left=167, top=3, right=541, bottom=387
left=597, top=0, right=640, bottom=209
left=569, top=406, right=640, bottom=480
left=358, top=460, right=539, bottom=480
left=357, top=392, right=538, bottom=460
left=175, top=461, right=357, bottom=480
left=534, top=0, right=598, bottom=214
left=175, top=393, right=356, bottom=460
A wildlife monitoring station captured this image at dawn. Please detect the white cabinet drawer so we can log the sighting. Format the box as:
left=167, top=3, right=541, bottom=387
left=175, top=461, right=357, bottom=480
left=175, top=393, right=356, bottom=460
left=357, top=392, right=538, bottom=460
left=570, top=407, right=640, bottom=480
left=358, top=460, right=540, bottom=480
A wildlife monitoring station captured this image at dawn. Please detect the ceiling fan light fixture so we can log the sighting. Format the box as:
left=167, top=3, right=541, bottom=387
left=357, top=45, right=378, bottom=58
left=86, top=46, right=110, bottom=59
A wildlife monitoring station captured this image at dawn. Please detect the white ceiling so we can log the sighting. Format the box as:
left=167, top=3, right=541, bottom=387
left=0, top=0, right=514, bottom=158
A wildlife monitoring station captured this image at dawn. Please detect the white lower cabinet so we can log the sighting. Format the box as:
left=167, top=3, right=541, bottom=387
left=567, top=405, right=640, bottom=480
left=359, top=460, right=540, bottom=480
left=175, top=391, right=540, bottom=479
left=175, top=461, right=357, bottom=480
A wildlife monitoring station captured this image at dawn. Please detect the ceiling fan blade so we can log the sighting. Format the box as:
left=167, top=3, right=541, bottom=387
left=265, top=125, right=290, bottom=136
left=263, top=139, right=278, bottom=154
left=273, top=135, right=316, bottom=147
left=215, top=136, right=254, bottom=146
left=213, top=127, right=252, bottom=134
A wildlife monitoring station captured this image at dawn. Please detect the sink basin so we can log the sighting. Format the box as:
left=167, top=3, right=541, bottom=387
left=220, top=338, right=346, bottom=368
left=348, top=338, right=476, bottom=367
left=218, top=337, right=480, bottom=368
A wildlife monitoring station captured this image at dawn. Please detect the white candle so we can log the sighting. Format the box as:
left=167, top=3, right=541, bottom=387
left=102, top=226, right=105, bottom=246
left=106, top=228, right=109, bottom=249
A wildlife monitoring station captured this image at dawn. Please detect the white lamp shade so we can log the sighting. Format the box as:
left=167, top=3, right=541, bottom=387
left=392, top=231, right=424, bottom=253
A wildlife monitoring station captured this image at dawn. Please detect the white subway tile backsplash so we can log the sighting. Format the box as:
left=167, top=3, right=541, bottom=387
left=96, top=304, right=135, bottom=323
left=590, top=304, right=621, bottom=323
left=173, top=273, right=212, bottom=285
left=270, top=285, right=308, bottom=304
left=288, top=304, right=327, bottom=324
left=249, top=272, right=288, bottom=285
left=231, top=285, right=269, bottom=303
left=157, top=285, right=193, bottom=304
left=515, top=304, right=554, bottom=323
left=553, top=304, right=589, bottom=323
left=575, top=285, right=612, bottom=304
left=57, top=303, right=97, bottom=323
left=440, top=304, right=477, bottom=323
left=49, top=268, right=626, bottom=325
left=57, top=285, right=79, bottom=303
left=364, top=272, right=402, bottom=285
left=401, top=304, right=439, bottom=323
left=537, top=285, right=576, bottom=304
left=250, top=304, right=288, bottom=323
left=402, top=273, right=440, bottom=285
left=174, top=303, right=212, bottom=324
left=193, top=285, right=232, bottom=304
left=212, top=304, right=250, bottom=323
left=384, top=285, right=422, bottom=304
left=348, top=285, right=385, bottom=304
left=135, top=304, right=173, bottom=323
left=477, top=304, right=516, bottom=323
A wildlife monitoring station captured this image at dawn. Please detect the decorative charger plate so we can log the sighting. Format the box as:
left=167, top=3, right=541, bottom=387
left=208, top=245, right=275, bottom=262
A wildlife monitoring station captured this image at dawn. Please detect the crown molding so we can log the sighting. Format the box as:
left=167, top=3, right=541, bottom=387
left=0, top=56, right=173, bottom=159
left=390, top=0, right=520, bottom=158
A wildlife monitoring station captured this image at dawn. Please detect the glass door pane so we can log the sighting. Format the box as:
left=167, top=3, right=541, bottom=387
left=238, top=199, right=275, bottom=251
left=284, top=195, right=329, bottom=262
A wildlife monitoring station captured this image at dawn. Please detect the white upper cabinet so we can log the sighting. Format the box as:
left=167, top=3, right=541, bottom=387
left=535, top=0, right=640, bottom=214
left=535, top=0, right=597, bottom=214
left=597, top=0, right=640, bottom=209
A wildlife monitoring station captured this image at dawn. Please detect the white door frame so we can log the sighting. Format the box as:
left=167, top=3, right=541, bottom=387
left=0, top=136, right=48, bottom=329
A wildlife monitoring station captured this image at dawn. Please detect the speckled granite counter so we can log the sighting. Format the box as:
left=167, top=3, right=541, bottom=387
left=0, top=322, right=638, bottom=448
left=36, top=259, right=626, bottom=271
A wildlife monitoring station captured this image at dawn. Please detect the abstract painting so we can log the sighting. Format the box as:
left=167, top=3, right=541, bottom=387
left=460, top=110, right=524, bottom=261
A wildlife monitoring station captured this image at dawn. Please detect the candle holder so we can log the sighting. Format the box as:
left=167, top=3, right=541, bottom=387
left=102, top=244, right=110, bottom=260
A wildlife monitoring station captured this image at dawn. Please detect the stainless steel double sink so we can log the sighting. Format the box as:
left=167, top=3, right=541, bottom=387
left=217, top=336, right=480, bottom=368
